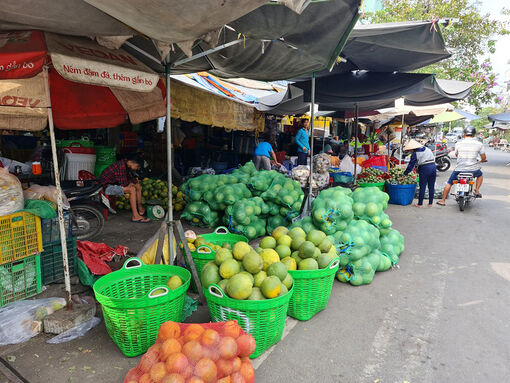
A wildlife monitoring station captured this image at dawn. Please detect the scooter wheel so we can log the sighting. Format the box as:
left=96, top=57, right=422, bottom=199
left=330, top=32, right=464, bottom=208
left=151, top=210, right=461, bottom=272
left=70, top=204, right=105, bottom=240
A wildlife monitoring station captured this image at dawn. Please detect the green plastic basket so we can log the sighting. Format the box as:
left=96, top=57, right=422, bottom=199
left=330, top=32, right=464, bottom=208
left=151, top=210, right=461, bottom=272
left=40, top=237, right=77, bottom=285
left=93, top=258, right=191, bottom=357
left=358, top=181, right=385, bottom=191
left=187, top=227, right=248, bottom=292
left=288, top=258, right=340, bottom=321
left=0, top=254, right=42, bottom=306
left=204, top=284, right=293, bottom=359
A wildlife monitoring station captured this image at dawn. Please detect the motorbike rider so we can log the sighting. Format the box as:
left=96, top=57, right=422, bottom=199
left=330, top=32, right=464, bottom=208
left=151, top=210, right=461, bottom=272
left=437, top=126, right=487, bottom=206
left=403, top=139, right=437, bottom=207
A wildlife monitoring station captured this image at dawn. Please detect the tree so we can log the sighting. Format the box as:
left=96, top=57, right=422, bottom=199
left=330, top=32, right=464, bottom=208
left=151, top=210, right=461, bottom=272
left=363, top=0, right=509, bottom=111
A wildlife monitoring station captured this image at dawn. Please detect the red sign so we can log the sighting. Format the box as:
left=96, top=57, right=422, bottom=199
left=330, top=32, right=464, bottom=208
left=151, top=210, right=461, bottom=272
left=0, top=31, right=46, bottom=79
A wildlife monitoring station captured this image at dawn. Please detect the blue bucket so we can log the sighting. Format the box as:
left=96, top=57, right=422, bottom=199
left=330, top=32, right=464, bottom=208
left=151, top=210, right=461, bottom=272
left=386, top=183, right=416, bottom=206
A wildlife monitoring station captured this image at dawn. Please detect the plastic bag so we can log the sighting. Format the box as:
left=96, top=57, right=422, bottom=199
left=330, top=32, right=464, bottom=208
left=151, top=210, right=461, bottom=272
left=23, top=199, right=57, bottom=219
left=0, top=298, right=66, bottom=346
left=123, top=321, right=256, bottom=383
left=291, top=165, right=310, bottom=187
left=0, top=167, right=24, bottom=216
left=23, top=184, right=70, bottom=209
left=313, top=153, right=331, bottom=173
left=340, top=155, right=361, bottom=175
left=47, top=316, right=101, bottom=344
left=137, top=230, right=177, bottom=265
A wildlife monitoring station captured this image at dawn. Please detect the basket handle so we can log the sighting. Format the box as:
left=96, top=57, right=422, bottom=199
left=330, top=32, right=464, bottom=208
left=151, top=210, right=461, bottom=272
left=123, top=257, right=144, bottom=270
left=329, top=258, right=340, bottom=270
left=148, top=286, right=169, bottom=299
left=214, top=226, right=229, bottom=235
left=196, top=245, right=213, bottom=254
left=208, top=284, right=224, bottom=298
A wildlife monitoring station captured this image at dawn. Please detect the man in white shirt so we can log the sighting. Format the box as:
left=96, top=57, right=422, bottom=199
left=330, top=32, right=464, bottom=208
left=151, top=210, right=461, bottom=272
left=437, top=126, right=487, bottom=206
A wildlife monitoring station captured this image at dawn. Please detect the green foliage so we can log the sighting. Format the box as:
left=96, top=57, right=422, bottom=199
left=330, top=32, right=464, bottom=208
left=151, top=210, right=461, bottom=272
left=363, top=0, right=509, bottom=110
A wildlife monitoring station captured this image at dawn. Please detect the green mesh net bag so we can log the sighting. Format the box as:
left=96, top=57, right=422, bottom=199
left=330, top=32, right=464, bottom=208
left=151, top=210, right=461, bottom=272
left=351, top=186, right=392, bottom=229
left=379, top=228, right=405, bottom=265
left=311, top=187, right=354, bottom=235
left=181, top=201, right=221, bottom=228
left=203, top=183, right=252, bottom=211
left=248, top=170, right=280, bottom=196
left=289, top=216, right=318, bottom=233
left=182, top=174, right=218, bottom=202
left=261, top=174, right=304, bottom=210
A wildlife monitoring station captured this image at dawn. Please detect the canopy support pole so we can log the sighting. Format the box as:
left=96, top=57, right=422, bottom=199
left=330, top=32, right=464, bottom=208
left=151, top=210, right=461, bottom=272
left=353, top=103, right=359, bottom=184
left=172, top=39, right=244, bottom=68
left=43, top=66, right=72, bottom=308
left=308, top=73, right=315, bottom=209
left=400, top=114, right=405, bottom=164
left=165, top=64, right=175, bottom=265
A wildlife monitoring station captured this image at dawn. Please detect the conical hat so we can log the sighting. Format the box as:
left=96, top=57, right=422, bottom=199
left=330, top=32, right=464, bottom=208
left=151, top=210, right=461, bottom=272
left=404, top=139, right=424, bottom=151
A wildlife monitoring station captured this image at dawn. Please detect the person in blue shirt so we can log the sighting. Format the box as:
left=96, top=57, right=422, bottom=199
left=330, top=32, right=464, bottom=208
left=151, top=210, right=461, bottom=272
left=295, top=119, right=310, bottom=165
left=403, top=139, right=437, bottom=207
left=254, top=136, right=281, bottom=170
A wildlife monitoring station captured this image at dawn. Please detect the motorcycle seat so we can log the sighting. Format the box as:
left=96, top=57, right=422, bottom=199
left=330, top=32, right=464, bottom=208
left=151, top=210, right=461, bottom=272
left=61, top=180, right=102, bottom=197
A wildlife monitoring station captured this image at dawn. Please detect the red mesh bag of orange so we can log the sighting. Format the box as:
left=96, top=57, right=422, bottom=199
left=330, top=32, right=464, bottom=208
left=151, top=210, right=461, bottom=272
left=123, top=321, right=256, bottom=383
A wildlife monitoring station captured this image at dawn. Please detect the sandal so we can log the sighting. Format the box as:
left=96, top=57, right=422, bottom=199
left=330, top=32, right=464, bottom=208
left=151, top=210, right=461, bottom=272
left=436, top=201, right=446, bottom=206
left=474, top=192, right=482, bottom=198
left=132, top=218, right=151, bottom=223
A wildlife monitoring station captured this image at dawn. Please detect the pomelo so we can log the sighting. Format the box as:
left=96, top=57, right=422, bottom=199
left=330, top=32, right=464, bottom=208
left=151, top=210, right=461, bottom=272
left=255, top=247, right=264, bottom=254
left=214, top=248, right=233, bottom=266
left=290, top=251, right=302, bottom=264
left=242, top=251, right=263, bottom=274
left=260, top=249, right=280, bottom=271
left=253, top=271, right=267, bottom=287
left=317, top=253, right=335, bottom=269
left=318, top=238, right=333, bottom=253
left=282, top=273, right=293, bottom=289
left=365, top=202, right=379, bottom=217
left=288, top=227, right=306, bottom=241
left=299, top=241, right=316, bottom=259
left=313, top=247, right=321, bottom=260
left=247, top=287, right=266, bottom=300
left=299, top=258, right=319, bottom=270
left=201, top=263, right=221, bottom=288
left=226, top=273, right=253, bottom=300
left=260, top=236, right=277, bottom=249
left=275, top=245, right=291, bottom=259
left=266, top=262, right=288, bottom=282
left=218, top=279, right=229, bottom=291
left=271, top=226, right=289, bottom=241
left=260, top=276, right=281, bottom=299
left=281, top=256, right=297, bottom=271
left=307, top=230, right=326, bottom=246
left=239, top=271, right=255, bottom=285
left=166, top=275, right=183, bottom=290
left=290, top=236, right=306, bottom=251
left=219, top=259, right=240, bottom=279
left=233, top=242, right=251, bottom=261
left=278, top=283, right=289, bottom=297
left=276, top=235, right=292, bottom=248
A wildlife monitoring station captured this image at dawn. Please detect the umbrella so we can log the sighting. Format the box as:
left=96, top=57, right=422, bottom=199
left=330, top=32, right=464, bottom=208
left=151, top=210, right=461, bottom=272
left=488, top=111, right=510, bottom=124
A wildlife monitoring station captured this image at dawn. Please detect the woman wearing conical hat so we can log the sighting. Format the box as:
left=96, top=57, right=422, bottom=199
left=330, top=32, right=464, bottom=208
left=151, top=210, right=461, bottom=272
left=403, top=139, right=437, bottom=208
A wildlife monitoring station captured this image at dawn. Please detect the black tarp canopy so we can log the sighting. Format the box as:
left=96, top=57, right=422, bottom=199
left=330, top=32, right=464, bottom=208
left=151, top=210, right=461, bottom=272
left=488, top=112, right=510, bottom=124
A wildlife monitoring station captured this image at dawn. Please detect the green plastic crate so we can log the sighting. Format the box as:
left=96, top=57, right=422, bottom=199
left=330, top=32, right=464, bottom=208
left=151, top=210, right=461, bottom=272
left=358, top=181, right=385, bottom=191
left=204, top=284, right=293, bottom=359
left=0, top=254, right=42, bottom=306
left=288, top=258, right=340, bottom=321
left=40, top=237, right=77, bottom=285
left=93, top=258, right=191, bottom=357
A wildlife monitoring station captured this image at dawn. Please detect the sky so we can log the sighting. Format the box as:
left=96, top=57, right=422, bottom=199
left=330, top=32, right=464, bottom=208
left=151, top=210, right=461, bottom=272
left=479, top=0, right=510, bottom=89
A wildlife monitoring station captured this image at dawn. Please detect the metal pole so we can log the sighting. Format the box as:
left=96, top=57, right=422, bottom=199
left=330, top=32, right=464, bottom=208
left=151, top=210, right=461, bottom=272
left=308, top=73, right=315, bottom=208
left=165, top=65, right=175, bottom=264
left=399, top=114, right=405, bottom=164
left=353, top=104, right=359, bottom=183
left=43, top=66, right=72, bottom=308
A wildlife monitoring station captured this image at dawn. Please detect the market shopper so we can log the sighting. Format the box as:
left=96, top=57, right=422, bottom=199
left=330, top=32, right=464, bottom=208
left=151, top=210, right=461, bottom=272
left=100, top=154, right=150, bottom=223
left=437, top=126, right=487, bottom=206
left=403, top=139, right=437, bottom=207
left=296, top=119, right=310, bottom=165
left=254, top=136, right=281, bottom=170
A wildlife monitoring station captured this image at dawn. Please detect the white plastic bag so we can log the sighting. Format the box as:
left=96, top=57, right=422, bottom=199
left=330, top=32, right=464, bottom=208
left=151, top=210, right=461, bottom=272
left=0, top=298, right=66, bottom=346
left=23, top=184, right=70, bottom=209
left=47, top=317, right=100, bottom=344
left=0, top=167, right=24, bottom=216
left=340, top=155, right=362, bottom=175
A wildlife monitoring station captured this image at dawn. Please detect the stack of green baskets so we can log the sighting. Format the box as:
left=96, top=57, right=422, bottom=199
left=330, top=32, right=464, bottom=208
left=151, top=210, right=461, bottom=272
left=94, top=146, right=116, bottom=177
left=288, top=258, right=340, bottom=321
left=358, top=181, right=385, bottom=191
left=204, top=284, right=293, bottom=359
left=93, top=258, right=190, bottom=357
left=187, top=227, right=247, bottom=292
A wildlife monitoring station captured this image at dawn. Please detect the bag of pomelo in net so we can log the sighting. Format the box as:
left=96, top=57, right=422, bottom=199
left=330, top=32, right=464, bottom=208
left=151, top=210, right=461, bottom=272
left=181, top=201, right=221, bottom=228
left=379, top=227, right=405, bottom=265
left=203, top=183, right=252, bottom=211
left=183, top=174, right=219, bottom=202
left=289, top=216, right=318, bottom=233
left=311, top=187, right=354, bottom=235
left=261, top=174, right=304, bottom=212
left=247, top=170, right=280, bottom=196
left=123, top=321, right=256, bottom=383
left=351, top=186, right=392, bottom=230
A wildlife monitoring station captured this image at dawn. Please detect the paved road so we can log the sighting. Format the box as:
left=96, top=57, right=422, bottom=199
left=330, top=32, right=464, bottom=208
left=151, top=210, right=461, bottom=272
left=255, top=148, right=510, bottom=383
left=1, top=148, right=508, bottom=383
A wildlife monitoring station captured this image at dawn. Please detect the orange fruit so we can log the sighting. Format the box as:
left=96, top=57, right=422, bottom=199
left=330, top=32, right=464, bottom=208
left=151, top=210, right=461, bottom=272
left=230, top=372, right=245, bottom=383
left=161, top=338, right=182, bottom=360
left=124, top=368, right=140, bottom=381
left=182, top=340, right=203, bottom=364
left=216, top=358, right=234, bottom=378
left=140, top=349, right=160, bottom=373
left=161, top=373, right=185, bottom=383
left=150, top=362, right=167, bottom=383
left=218, top=337, right=238, bottom=359
left=139, top=373, right=152, bottom=383
left=182, top=365, right=193, bottom=379
left=165, top=352, right=188, bottom=374
left=236, top=335, right=256, bottom=358
left=223, top=321, right=241, bottom=339
left=239, top=361, right=254, bottom=382
left=159, top=322, right=181, bottom=341
left=126, top=381, right=138, bottom=383
left=194, top=358, right=217, bottom=383
left=183, top=324, right=205, bottom=342
left=232, top=357, right=241, bottom=372
left=200, top=329, right=220, bottom=347
left=186, top=378, right=205, bottom=383
left=149, top=343, right=162, bottom=356
left=217, top=377, right=231, bottom=383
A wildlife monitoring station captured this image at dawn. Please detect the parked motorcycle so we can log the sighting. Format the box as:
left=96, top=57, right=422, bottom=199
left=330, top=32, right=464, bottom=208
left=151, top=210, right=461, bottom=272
left=451, top=172, right=477, bottom=211
left=426, top=142, right=451, bottom=172
left=62, top=179, right=113, bottom=240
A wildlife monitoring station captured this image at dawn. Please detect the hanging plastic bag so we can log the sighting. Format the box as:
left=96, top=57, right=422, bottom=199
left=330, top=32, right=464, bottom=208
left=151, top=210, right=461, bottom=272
left=339, top=155, right=361, bottom=175
left=23, top=184, right=70, bottom=209
left=0, top=167, right=24, bottom=216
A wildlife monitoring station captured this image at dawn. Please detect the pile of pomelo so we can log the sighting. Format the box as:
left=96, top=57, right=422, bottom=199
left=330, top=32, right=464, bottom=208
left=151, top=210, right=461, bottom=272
left=200, top=237, right=294, bottom=300
left=123, top=320, right=256, bottom=383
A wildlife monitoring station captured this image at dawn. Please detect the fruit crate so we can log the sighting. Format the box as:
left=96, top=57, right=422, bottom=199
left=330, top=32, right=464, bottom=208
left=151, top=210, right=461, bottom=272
left=41, top=237, right=77, bottom=285
left=0, top=254, right=42, bottom=306
left=41, top=211, right=73, bottom=246
left=0, top=212, right=42, bottom=266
